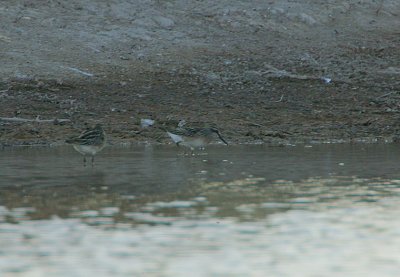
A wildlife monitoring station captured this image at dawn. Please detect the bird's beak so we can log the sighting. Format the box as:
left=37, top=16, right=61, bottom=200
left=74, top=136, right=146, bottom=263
left=216, top=132, right=228, bottom=145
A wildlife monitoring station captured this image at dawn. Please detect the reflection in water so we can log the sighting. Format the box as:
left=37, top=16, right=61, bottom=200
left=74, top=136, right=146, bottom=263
left=1, top=145, right=400, bottom=276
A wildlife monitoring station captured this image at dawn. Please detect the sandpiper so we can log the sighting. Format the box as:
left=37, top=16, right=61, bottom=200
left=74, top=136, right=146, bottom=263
left=66, top=124, right=106, bottom=165
left=167, top=126, right=228, bottom=153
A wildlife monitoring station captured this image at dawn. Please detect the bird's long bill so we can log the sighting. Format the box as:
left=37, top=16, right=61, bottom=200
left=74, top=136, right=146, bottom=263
left=216, top=131, right=228, bottom=145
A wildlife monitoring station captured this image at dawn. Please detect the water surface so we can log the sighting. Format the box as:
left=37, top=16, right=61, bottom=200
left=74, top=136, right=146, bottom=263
left=1, top=145, right=400, bottom=276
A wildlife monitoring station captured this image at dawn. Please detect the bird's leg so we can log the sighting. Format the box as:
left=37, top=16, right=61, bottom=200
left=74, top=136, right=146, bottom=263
left=176, top=142, right=186, bottom=156
left=91, top=155, right=95, bottom=166
left=83, top=156, right=87, bottom=167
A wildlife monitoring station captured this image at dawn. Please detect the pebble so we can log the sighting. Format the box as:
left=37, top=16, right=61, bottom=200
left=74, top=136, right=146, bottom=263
left=153, top=16, right=175, bottom=29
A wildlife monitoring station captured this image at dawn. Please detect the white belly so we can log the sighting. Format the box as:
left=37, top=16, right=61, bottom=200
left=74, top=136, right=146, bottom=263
left=167, top=132, right=209, bottom=149
left=73, top=144, right=104, bottom=156
left=181, top=138, right=207, bottom=149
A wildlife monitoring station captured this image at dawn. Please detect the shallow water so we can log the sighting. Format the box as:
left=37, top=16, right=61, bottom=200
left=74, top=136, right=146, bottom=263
left=1, top=144, right=400, bottom=276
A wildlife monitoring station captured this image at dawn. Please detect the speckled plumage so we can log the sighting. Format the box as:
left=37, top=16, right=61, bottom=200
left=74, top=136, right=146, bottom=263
left=66, top=124, right=106, bottom=165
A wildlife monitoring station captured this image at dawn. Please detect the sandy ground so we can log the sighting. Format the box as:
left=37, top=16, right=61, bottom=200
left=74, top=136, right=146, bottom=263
left=1, top=0, right=400, bottom=146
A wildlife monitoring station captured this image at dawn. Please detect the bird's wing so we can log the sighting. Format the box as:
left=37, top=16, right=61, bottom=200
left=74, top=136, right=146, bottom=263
left=174, top=127, right=201, bottom=137
left=75, top=129, right=103, bottom=145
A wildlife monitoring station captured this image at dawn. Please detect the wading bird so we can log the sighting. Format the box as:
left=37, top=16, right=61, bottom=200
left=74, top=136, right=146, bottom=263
left=66, top=124, right=106, bottom=165
left=167, top=125, right=228, bottom=154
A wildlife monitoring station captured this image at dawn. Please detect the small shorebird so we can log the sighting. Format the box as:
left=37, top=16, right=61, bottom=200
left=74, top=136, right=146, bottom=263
left=167, top=126, right=228, bottom=153
left=66, top=124, right=106, bottom=165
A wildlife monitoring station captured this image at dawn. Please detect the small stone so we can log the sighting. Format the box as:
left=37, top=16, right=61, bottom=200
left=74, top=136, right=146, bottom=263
left=153, top=16, right=175, bottom=29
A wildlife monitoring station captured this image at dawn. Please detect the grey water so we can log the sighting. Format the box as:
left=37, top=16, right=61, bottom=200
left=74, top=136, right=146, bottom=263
left=1, top=144, right=400, bottom=276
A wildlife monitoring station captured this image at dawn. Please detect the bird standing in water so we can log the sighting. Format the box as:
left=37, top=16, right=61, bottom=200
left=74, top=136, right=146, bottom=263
left=66, top=124, right=106, bottom=166
left=167, top=125, right=228, bottom=154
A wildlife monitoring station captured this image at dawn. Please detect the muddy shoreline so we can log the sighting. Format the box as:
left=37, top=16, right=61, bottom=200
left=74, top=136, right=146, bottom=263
left=1, top=1, right=400, bottom=146
left=1, top=73, right=399, bottom=147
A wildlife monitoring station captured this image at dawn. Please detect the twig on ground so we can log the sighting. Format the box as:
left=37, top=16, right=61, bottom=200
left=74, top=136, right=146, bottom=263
left=246, top=65, right=336, bottom=83
left=376, top=91, right=396, bottom=99
left=0, top=117, right=71, bottom=123
left=62, top=66, right=94, bottom=77
left=274, top=95, right=284, bottom=102
left=248, top=122, right=265, bottom=128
